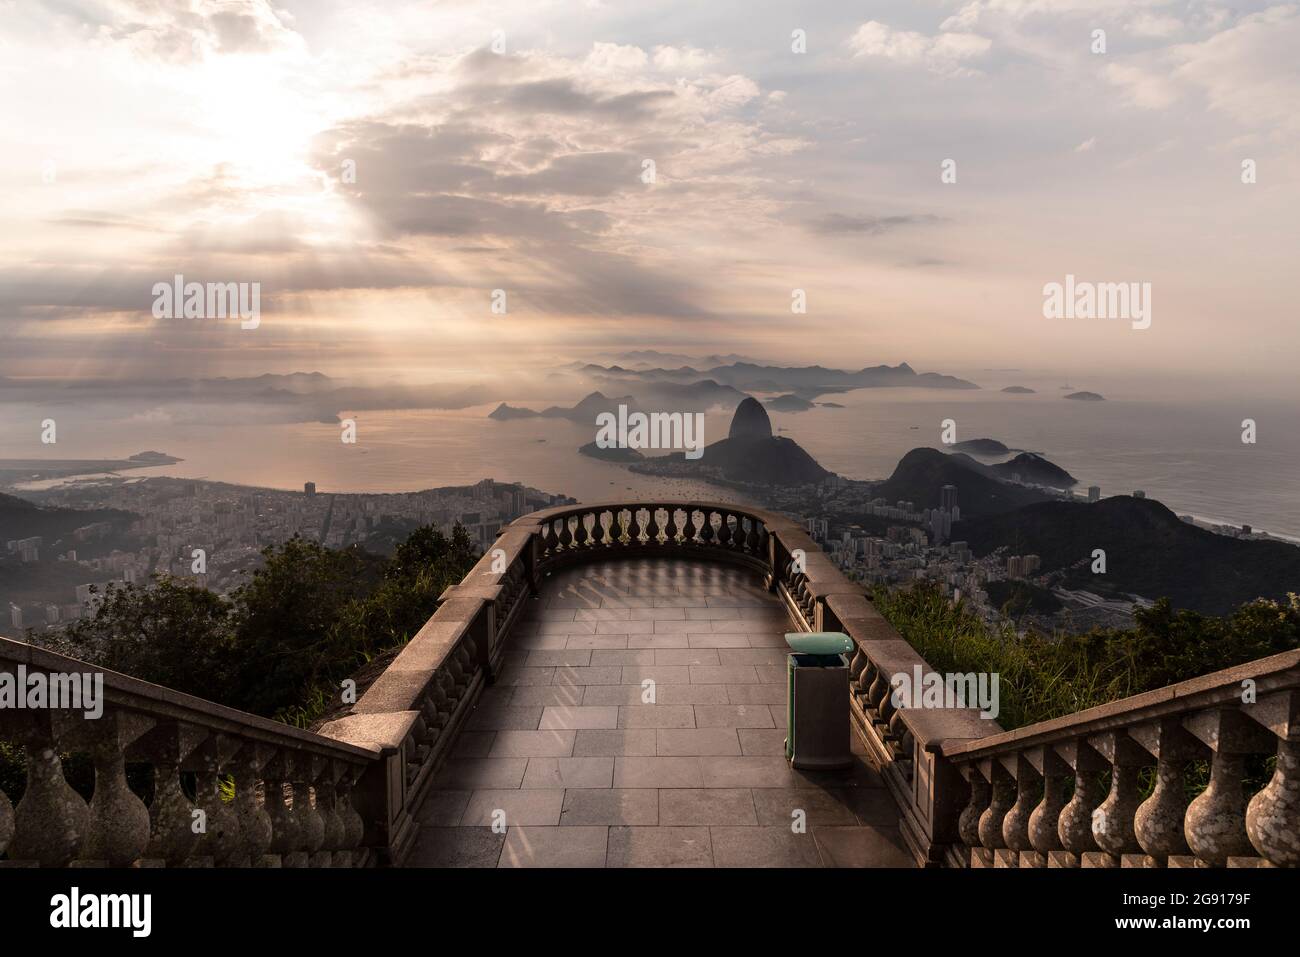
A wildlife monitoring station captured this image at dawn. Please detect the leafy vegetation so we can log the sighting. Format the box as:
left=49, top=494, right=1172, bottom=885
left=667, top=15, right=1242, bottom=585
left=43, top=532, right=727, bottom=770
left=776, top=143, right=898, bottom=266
left=871, top=583, right=1300, bottom=731
left=45, top=523, right=478, bottom=721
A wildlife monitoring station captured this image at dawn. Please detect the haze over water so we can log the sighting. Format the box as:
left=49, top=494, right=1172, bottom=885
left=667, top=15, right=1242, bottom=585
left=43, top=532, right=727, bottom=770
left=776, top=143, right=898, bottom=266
left=6, top=383, right=1296, bottom=539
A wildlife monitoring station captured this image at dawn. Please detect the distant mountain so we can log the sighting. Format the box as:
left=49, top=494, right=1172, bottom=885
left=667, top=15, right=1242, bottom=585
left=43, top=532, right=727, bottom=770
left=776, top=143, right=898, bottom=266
left=765, top=394, right=815, bottom=412
left=874, top=448, right=1052, bottom=517
left=1065, top=391, right=1105, bottom=401
left=730, top=397, right=774, bottom=439
left=575, top=361, right=979, bottom=397
left=1001, top=386, right=1035, bottom=394
left=991, top=452, right=1077, bottom=489
left=578, top=441, right=643, bottom=462
left=952, top=438, right=1011, bottom=456
left=0, top=492, right=137, bottom=541
left=488, top=403, right=540, bottom=421
left=633, top=397, right=831, bottom=486
left=488, top=391, right=636, bottom=423
left=956, top=496, right=1300, bottom=615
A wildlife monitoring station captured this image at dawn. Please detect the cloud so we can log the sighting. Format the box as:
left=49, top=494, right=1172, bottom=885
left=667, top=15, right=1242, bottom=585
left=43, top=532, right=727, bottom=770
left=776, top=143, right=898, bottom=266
left=807, top=213, right=943, bottom=235
left=848, top=20, right=991, bottom=75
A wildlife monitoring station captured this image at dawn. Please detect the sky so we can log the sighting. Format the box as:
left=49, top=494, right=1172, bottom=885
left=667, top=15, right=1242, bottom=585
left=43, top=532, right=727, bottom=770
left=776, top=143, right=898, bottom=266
left=1, top=0, right=1297, bottom=393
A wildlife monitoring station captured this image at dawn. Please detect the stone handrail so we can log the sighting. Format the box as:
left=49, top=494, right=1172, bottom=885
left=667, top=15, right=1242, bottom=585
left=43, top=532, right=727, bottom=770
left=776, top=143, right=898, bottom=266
left=0, top=636, right=376, bottom=867
left=940, top=648, right=1300, bottom=869
left=8, top=498, right=1292, bottom=869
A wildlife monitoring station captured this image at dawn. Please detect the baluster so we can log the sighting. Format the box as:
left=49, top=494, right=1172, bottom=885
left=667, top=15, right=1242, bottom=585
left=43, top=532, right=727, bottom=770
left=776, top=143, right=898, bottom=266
left=313, top=761, right=345, bottom=867
left=646, top=507, right=661, bottom=545
left=1129, top=718, right=1203, bottom=865
left=336, top=767, right=365, bottom=868
left=976, top=759, right=1015, bottom=866
left=665, top=507, right=679, bottom=543
left=1245, top=690, right=1300, bottom=867
left=609, top=508, right=624, bottom=543
left=1053, top=738, right=1105, bottom=867
left=0, top=784, right=12, bottom=859
left=1027, top=747, right=1069, bottom=861
left=1001, top=752, right=1041, bottom=866
left=130, top=720, right=208, bottom=866
left=958, top=766, right=991, bottom=866
left=627, top=508, right=642, bottom=545
left=1182, top=708, right=1274, bottom=866
left=289, top=754, right=325, bottom=868
left=558, top=516, right=573, bottom=551
left=747, top=519, right=763, bottom=556
left=716, top=511, right=732, bottom=548
left=682, top=509, right=698, bottom=544
left=227, top=742, right=273, bottom=867
left=188, top=734, right=242, bottom=866
left=9, top=711, right=90, bottom=866
left=700, top=511, right=716, bottom=546
left=64, top=710, right=153, bottom=866
left=848, top=649, right=867, bottom=696
left=262, top=750, right=298, bottom=867
left=1085, top=731, right=1147, bottom=866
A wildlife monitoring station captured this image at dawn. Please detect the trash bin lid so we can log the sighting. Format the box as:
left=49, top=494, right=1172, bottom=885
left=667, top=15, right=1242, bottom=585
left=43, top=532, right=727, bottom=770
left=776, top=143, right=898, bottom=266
left=785, top=632, right=854, bottom=655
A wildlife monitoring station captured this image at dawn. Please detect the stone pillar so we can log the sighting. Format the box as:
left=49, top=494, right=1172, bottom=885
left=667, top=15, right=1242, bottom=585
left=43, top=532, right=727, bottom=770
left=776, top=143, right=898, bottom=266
left=1052, top=738, right=1105, bottom=867
left=1243, top=690, right=1300, bottom=867
left=129, top=720, right=208, bottom=866
left=1182, top=708, right=1276, bottom=865
left=1084, top=730, right=1148, bottom=867
left=1026, top=746, right=1069, bottom=864
left=187, top=733, right=242, bottom=866
left=1128, top=718, right=1204, bottom=866
left=9, top=711, right=89, bottom=866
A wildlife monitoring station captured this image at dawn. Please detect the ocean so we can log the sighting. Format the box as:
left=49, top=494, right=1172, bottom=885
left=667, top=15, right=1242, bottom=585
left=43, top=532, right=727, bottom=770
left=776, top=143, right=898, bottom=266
left=2, top=384, right=1297, bottom=538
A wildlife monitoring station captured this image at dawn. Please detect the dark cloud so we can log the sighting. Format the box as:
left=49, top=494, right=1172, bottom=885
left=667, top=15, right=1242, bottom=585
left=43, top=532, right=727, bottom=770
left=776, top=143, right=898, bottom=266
left=807, top=212, right=944, bottom=235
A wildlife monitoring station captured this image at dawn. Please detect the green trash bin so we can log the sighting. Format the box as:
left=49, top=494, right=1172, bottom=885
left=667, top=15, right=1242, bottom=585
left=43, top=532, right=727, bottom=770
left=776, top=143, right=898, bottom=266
left=784, top=632, right=854, bottom=770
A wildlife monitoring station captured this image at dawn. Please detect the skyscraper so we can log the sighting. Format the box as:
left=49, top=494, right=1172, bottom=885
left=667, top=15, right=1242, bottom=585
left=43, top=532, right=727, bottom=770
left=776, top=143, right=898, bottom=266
left=940, top=485, right=958, bottom=511
left=1088, top=486, right=1101, bottom=502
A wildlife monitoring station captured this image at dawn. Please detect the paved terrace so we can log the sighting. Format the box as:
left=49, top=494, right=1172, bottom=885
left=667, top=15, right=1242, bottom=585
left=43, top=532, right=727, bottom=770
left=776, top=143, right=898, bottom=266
left=408, top=558, right=912, bottom=867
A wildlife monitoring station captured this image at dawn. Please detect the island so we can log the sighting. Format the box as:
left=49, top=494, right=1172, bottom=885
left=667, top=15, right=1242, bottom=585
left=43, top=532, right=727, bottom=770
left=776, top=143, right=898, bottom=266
left=1064, top=391, right=1105, bottom=402
left=1001, top=386, right=1035, bottom=394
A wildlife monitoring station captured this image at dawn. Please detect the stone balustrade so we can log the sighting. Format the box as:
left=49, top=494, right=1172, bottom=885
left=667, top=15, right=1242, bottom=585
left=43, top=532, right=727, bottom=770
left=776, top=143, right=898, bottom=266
left=942, top=649, right=1300, bottom=868
left=0, top=637, right=375, bottom=868
left=6, top=499, right=1294, bottom=869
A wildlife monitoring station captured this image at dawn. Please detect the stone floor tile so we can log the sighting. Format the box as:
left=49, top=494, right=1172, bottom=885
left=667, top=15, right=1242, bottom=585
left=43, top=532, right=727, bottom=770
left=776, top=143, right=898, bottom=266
left=612, top=756, right=705, bottom=788
left=499, top=826, right=608, bottom=868
left=606, top=827, right=713, bottom=867
left=460, top=789, right=564, bottom=826
left=709, top=826, right=823, bottom=868
left=521, top=757, right=615, bottom=789
left=539, top=705, right=619, bottom=730
left=618, top=704, right=696, bottom=729
left=433, top=758, right=527, bottom=790
left=572, top=729, right=658, bottom=757
left=813, top=826, right=914, bottom=867
left=659, top=788, right=756, bottom=826
left=693, top=704, right=775, bottom=728
left=655, top=728, right=742, bottom=757
left=409, top=827, right=504, bottom=867
left=560, top=788, right=658, bottom=825
left=488, top=730, right=577, bottom=758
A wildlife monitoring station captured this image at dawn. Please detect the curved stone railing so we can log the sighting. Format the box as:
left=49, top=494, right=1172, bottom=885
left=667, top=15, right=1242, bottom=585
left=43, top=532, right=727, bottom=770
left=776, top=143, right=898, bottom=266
left=513, top=501, right=990, bottom=865
left=9, top=498, right=1293, bottom=869
left=0, top=636, right=375, bottom=867
left=941, top=649, right=1300, bottom=869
